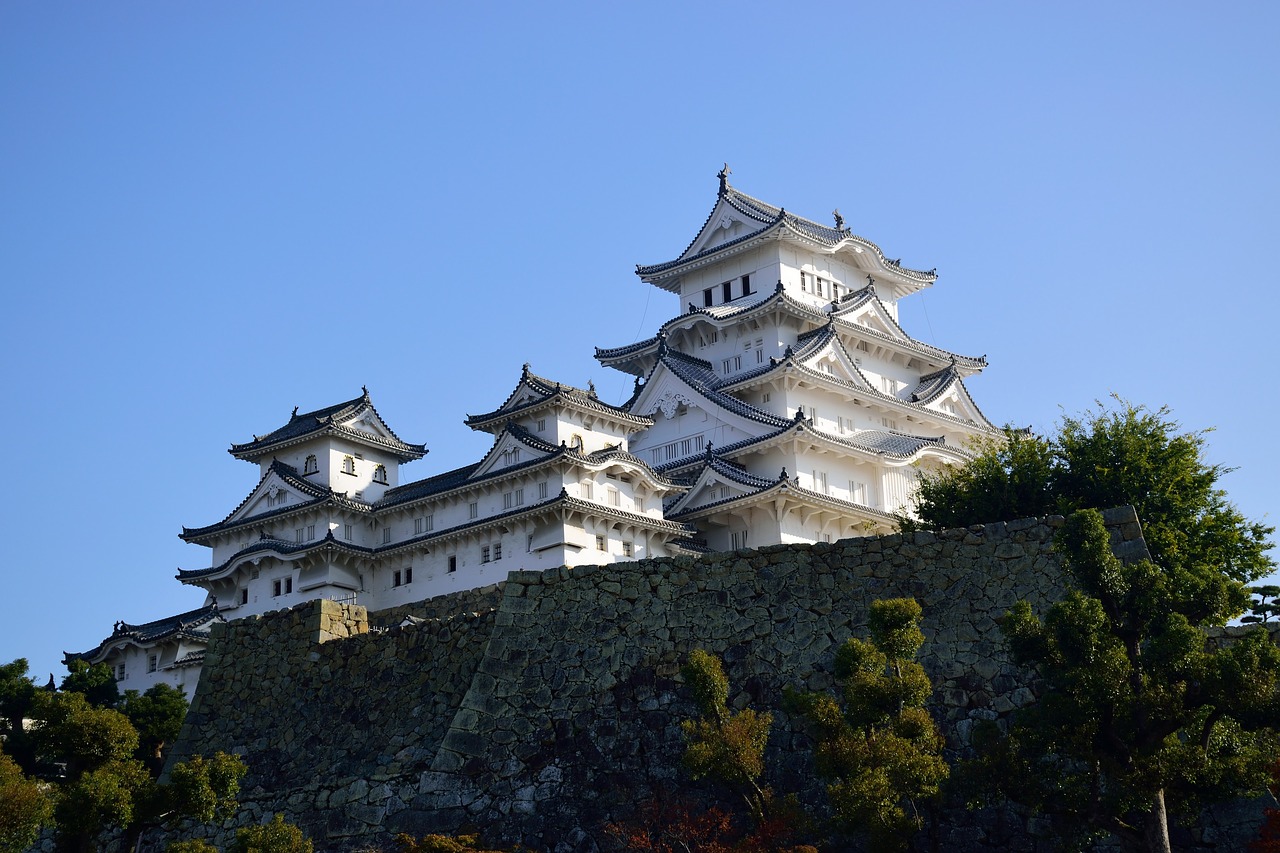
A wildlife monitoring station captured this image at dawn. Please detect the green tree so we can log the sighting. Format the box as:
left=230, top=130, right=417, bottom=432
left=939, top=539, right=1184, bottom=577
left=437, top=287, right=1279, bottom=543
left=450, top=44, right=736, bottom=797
left=982, top=511, right=1280, bottom=852
left=1244, top=585, right=1280, bottom=624
left=0, top=659, right=40, bottom=773
left=911, top=399, right=1274, bottom=586
left=786, top=598, right=948, bottom=853
left=229, top=814, right=312, bottom=853
left=913, top=401, right=1278, bottom=852
left=0, top=752, right=51, bottom=853
left=120, top=684, right=190, bottom=773
left=680, top=648, right=774, bottom=826
left=60, top=660, right=120, bottom=709
left=27, top=688, right=244, bottom=853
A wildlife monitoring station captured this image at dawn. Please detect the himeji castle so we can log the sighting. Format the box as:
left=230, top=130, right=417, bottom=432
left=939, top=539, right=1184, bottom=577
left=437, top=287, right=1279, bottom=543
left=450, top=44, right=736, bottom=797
left=66, top=169, right=1000, bottom=696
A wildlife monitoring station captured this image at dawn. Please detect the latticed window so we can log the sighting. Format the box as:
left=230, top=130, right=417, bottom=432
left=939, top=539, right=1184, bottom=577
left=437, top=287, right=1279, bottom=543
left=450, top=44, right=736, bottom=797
left=304, top=454, right=318, bottom=474
left=373, top=464, right=388, bottom=484
left=342, top=456, right=355, bottom=475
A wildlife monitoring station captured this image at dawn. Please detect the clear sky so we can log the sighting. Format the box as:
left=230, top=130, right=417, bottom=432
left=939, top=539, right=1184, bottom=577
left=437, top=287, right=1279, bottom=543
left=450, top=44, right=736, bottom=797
left=2, top=2, right=1276, bottom=682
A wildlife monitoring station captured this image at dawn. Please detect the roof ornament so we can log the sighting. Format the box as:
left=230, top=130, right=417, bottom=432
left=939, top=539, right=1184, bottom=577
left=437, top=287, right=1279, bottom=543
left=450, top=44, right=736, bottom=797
left=832, top=208, right=845, bottom=231
left=361, top=385, right=369, bottom=397
left=588, top=380, right=597, bottom=398
left=794, top=407, right=805, bottom=421
left=866, top=275, right=875, bottom=290
left=522, top=362, right=531, bottom=375
left=717, top=163, right=732, bottom=196
left=705, top=441, right=715, bottom=457
left=775, top=280, right=784, bottom=293
left=779, top=467, right=789, bottom=481
left=291, top=406, right=298, bottom=417
left=783, top=344, right=794, bottom=359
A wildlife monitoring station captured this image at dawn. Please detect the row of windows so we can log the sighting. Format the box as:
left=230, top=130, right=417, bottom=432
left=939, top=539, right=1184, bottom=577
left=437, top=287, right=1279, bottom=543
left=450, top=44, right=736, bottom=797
left=650, top=434, right=705, bottom=464
left=799, top=272, right=846, bottom=300
left=701, top=275, right=753, bottom=308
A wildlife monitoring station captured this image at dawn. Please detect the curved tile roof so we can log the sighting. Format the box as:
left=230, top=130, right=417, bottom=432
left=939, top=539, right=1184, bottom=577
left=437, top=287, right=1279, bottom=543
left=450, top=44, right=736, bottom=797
left=230, top=388, right=425, bottom=461
left=636, top=179, right=938, bottom=284
left=181, top=459, right=370, bottom=542
left=64, top=604, right=224, bottom=663
left=466, top=364, right=653, bottom=430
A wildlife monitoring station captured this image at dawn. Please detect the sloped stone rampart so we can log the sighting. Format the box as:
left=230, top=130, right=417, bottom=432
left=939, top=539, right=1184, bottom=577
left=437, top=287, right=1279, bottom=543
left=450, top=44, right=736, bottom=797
left=160, top=509, right=1268, bottom=852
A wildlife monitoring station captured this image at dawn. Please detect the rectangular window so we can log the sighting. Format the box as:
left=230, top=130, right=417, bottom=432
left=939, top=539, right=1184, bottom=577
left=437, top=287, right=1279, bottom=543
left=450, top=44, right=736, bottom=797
left=307, top=524, right=315, bottom=539
left=393, top=570, right=402, bottom=587
left=469, top=502, right=478, bottom=519
left=425, top=514, right=434, bottom=532
left=622, top=541, right=633, bottom=558
left=731, top=530, right=748, bottom=550
left=537, top=418, right=546, bottom=432
left=800, top=272, right=808, bottom=292
left=636, top=495, right=645, bottom=512
left=415, top=516, right=425, bottom=535
left=295, top=528, right=304, bottom=543
left=608, top=488, right=620, bottom=507
left=382, top=527, right=392, bottom=544
left=583, top=482, right=593, bottom=500
left=286, top=577, right=292, bottom=594
left=850, top=481, right=867, bottom=504
left=404, top=567, right=412, bottom=584
left=448, top=555, right=457, bottom=573
left=343, top=524, right=353, bottom=541
left=493, top=542, right=502, bottom=560
left=538, top=481, right=548, bottom=500
left=481, top=545, right=491, bottom=563
left=527, top=534, right=534, bottom=552
left=273, top=579, right=282, bottom=596
left=147, top=655, right=158, bottom=673
left=596, top=534, right=606, bottom=551
left=881, top=416, right=898, bottom=430
left=761, top=392, right=771, bottom=404
left=240, top=588, right=249, bottom=605
left=722, top=281, right=732, bottom=302
left=504, top=491, right=514, bottom=509
left=116, top=664, right=125, bottom=681
left=703, top=288, right=713, bottom=307
left=741, top=274, right=751, bottom=296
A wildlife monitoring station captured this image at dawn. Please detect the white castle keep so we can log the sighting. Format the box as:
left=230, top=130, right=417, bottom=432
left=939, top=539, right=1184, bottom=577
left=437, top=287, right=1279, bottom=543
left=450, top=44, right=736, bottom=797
left=67, top=170, right=999, bottom=696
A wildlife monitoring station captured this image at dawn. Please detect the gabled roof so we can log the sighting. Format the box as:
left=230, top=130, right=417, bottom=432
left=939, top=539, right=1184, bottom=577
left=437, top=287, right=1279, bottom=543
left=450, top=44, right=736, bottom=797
left=230, top=388, right=425, bottom=462
left=466, top=364, right=653, bottom=433
left=375, top=425, right=684, bottom=512
left=64, top=604, right=224, bottom=664
left=657, top=415, right=964, bottom=477
left=596, top=283, right=985, bottom=377
left=666, top=468, right=900, bottom=527
left=635, top=171, right=938, bottom=288
left=906, top=365, right=996, bottom=430
left=180, top=459, right=370, bottom=542
left=663, top=450, right=779, bottom=516
left=627, top=345, right=792, bottom=430
left=177, top=530, right=377, bottom=583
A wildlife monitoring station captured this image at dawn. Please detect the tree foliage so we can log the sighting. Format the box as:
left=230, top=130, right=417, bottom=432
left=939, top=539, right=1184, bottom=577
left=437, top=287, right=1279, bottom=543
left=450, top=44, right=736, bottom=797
left=911, top=399, right=1274, bottom=587
left=680, top=649, right=774, bottom=826
left=120, top=684, right=190, bottom=773
left=0, top=671, right=245, bottom=853
left=971, top=511, right=1280, bottom=851
left=0, top=752, right=51, bottom=853
left=60, top=660, right=120, bottom=710
left=229, top=814, right=312, bottom=853
left=786, top=598, right=948, bottom=853
left=918, top=401, right=1278, bottom=851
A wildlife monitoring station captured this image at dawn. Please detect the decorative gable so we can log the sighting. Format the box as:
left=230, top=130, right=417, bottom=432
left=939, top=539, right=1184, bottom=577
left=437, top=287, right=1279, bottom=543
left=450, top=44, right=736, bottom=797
left=469, top=428, right=557, bottom=479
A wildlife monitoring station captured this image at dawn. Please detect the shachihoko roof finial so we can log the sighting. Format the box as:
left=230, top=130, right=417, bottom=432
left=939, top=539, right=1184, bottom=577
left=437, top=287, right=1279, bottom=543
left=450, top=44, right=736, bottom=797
left=833, top=208, right=844, bottom=231
left=718, top=163, right=732, bottom=195
left=588, top=380, right=597, bottom=398
left=361, top=385, right=369, bottom=397
left=292, top=406, right=298, bottom=417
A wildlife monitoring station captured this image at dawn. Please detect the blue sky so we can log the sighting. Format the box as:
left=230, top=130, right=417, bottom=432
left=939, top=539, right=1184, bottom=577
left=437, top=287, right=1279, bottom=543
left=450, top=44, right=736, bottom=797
left=2, top=2, right=1276, bottom=682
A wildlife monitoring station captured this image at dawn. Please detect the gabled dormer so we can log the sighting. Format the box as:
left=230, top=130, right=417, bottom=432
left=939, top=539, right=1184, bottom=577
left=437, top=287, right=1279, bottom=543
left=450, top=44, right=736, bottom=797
left=227, top=388, right=424, bottom=502
left=468, top=424, right=561, bottom=480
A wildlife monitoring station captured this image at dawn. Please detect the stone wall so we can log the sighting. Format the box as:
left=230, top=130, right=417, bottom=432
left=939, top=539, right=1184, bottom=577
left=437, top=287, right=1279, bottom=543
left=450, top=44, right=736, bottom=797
left=158, top=508, right=1267, bottom=852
